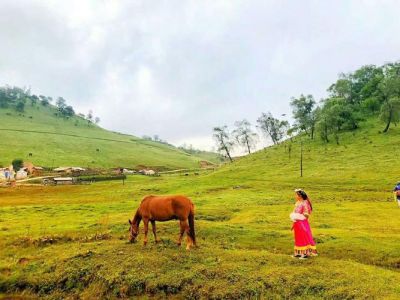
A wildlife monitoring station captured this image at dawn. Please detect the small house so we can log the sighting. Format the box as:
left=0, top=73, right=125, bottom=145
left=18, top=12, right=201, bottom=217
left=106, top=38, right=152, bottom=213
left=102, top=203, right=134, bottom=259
left=53, top=177, right=74, bottom=185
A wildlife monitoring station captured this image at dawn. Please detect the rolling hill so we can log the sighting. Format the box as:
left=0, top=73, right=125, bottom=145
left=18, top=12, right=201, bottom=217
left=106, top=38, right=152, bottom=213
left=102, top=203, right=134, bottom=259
left=0, top=104, right=221, bottom=170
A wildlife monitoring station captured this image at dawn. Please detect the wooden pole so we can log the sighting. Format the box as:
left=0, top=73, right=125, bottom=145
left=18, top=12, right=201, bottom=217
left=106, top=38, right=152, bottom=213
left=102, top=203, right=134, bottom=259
left=300, top=141, right=303, bottom=177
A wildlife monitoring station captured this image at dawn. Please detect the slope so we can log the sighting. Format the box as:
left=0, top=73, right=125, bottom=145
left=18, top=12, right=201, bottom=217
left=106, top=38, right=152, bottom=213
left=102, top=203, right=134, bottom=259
left=0, top=105, right=219, bottom=169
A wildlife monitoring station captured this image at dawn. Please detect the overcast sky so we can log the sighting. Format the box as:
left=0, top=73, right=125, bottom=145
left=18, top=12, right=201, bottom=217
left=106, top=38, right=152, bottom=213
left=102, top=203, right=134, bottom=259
left=1, top=0, right=400, bottom=153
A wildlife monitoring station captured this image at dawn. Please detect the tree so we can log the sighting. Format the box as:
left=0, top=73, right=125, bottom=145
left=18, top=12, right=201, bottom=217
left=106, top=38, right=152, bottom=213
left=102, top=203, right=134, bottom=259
left=95, top=117, right=100, bottom=124
left=56, top=97, right=66, bottom=110
left=62, top=105, right=75, bottom=117
left=39, top=95, right=49, bottom=106
left=290, top=95, right=316, bottom=139
left=377, top=69, right=400, bottom=132
left=15, top=101, right=25, bottom=112
left=232, top=119, right=258, bottom=154
left=380, top=97, right=400, bottom=132
left=87, top=110, right=93, bottom=124
left=12, top=159, right=24, bottom=171
left=213, top=126, right=234, bottom=162
left=257, top=112, right=289, bottom=145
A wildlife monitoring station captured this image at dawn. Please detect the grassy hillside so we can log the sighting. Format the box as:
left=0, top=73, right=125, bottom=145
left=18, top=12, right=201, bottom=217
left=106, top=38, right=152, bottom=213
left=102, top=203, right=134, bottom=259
left=0, top=105, right=220, bottom=169
left=0, top=117, right=399, bottom=299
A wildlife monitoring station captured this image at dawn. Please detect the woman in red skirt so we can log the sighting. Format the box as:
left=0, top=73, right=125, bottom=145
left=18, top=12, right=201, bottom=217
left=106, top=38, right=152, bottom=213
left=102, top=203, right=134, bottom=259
left=290, top=189, right=317, bottom=259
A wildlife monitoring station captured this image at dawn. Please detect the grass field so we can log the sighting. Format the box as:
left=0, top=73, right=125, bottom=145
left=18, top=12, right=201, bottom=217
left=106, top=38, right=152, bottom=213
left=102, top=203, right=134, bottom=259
left=0, top=118, right=399, bottom=299
left=0, top=106, right=221, bottom=169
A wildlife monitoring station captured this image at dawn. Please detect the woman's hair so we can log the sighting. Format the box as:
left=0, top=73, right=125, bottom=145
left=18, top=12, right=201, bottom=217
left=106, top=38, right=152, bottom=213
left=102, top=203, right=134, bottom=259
left=296, top=189, right=313, bottom=211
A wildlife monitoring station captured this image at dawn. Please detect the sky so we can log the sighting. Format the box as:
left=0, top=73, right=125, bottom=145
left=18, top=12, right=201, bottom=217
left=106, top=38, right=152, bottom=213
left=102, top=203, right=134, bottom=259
left=1, top=0, right=400, bottom=153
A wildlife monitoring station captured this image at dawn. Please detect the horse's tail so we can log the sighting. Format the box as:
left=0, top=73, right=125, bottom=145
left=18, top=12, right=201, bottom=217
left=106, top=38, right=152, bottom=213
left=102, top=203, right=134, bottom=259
left=188, top=204, right=196, bottom=246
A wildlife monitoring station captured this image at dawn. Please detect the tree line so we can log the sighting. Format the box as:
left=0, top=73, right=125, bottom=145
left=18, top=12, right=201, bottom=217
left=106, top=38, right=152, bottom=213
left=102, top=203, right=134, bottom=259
left=0, top=85, right=100, bottom=125
left=213, top=62, right=400, bottom=161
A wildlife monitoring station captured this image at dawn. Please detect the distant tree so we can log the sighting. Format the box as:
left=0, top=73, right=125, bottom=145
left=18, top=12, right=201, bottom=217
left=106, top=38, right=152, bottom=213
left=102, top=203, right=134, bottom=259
left=153, top=135, right=160, bottom=142
left=257, top=112, right=289, bottom=145
left=30, top=95, right=39, bottom=106
left=95, top=116, right=100, bottom=124
left=39, top=95, right=49, bottom=106
left=290, top=94, right=317, bottom=139
left=56, top=97, right=66, bottom=110
left=62, top=105, right=75, bottom=117
left=12, top=159, right=24, bottom=171
left=213, top=126, right=234, bottom=162
left=232, top=119, right=258, bottom=154
left=377, top=69, right=400, bottom=132
left=142, top=135, right=153, bottom=141
left=87, top=110, right=93, bottom=124
left=380, top=97, right=400, bottom=132
left=15, top=101, right=25, bottom=112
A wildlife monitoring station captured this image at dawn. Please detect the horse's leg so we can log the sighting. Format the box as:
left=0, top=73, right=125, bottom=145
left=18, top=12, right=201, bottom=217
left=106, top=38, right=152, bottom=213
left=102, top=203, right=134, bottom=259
left=177, top=220, right=186, bottom=246
left=151, top=220, right=160, bottom=243
left=143, top=218, right=149, bottom=246
left=184, top=218, right=194, bottom=250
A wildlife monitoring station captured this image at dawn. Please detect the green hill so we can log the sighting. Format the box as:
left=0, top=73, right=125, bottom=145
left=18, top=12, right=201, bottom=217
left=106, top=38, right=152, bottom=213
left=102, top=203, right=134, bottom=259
left=0, top=105, right=220, bottom=170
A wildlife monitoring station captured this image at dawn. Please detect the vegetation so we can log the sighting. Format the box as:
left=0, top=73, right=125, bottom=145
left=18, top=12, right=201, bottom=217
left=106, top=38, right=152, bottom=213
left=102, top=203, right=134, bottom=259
left=0, top=117, right=399, bottom=299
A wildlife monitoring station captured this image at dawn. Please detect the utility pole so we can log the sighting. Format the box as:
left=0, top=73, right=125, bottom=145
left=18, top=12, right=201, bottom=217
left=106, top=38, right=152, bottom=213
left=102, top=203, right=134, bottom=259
left=300, top=141, right=303, bottom=177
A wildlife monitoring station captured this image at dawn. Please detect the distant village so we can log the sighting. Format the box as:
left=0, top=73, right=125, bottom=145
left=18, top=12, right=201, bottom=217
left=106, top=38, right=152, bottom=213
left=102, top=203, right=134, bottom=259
left=0, top=160, right=215, bottom=186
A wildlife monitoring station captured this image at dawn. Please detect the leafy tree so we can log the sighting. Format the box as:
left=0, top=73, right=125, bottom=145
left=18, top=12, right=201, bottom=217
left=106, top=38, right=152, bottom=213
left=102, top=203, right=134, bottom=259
left=213, top=126, right=234, bottom=162
left=62, top=105, right=75, bottom=117
left=257, top=112, right=289, bottom=145
left=30, top=95, right=39, bottom=106
left=232, top=119, right=258, bottom=154
left=12, top=159, right=24, bottom=171
left=39, top=95, right=49, bottom=106
left=95, top=117, right=100, bottom=124
left=290, top=95, right=316, bottom=139
left=87, top=110, right=93, bottom=124
left=377, top=67, right=400, bottom=132
left=15, top=101, right=25, bottom=112
left=380, top=97, right=400, bottom=132
left=56, top=97, right=66, bottom=110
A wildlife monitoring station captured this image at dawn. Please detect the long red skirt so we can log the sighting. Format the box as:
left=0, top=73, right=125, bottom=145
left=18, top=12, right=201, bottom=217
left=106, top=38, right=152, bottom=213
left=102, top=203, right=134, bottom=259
left=293, top=219, right=317, bottom=256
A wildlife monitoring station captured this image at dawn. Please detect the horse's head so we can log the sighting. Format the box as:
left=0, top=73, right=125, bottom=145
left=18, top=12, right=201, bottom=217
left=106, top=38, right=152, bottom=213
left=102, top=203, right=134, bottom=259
left=128, top=219, right=138, bottom=243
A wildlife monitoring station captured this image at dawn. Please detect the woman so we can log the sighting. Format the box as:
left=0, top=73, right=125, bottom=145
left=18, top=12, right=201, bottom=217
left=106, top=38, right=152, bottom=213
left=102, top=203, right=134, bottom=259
left=290, top=189, right=317, bottom=259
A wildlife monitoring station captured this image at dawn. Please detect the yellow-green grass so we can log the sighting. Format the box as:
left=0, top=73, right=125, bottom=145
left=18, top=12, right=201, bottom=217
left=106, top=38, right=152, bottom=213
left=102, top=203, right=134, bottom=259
left=0, top=106, right=220, bottom=169
left=0, top=118, right=399, bottom=299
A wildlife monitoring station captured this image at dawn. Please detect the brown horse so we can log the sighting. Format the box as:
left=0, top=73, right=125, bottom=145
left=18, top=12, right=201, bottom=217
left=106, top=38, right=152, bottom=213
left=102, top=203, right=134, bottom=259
left=128, top=195, right=196, bottom=250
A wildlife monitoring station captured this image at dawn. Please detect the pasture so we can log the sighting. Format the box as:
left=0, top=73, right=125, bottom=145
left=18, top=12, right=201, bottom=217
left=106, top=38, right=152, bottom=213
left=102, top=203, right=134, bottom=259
left=1, top=118, right=400, bottom=299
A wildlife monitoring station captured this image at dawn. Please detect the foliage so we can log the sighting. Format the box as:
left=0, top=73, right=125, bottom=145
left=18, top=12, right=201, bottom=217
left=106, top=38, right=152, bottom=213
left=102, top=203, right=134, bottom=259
left=290, top=94, right=316, bottom=138
left=257, top=112, right=289, bottom=145
left=213, top=126, right=234, bottom=162
left=232, top=119, right=258, bottom=154
left=11, top=158, right=24, bottom=171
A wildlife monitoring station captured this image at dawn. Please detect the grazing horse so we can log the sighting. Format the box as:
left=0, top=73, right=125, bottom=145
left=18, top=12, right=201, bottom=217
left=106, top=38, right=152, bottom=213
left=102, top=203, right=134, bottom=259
left=128, top=195, right=196, bottom=250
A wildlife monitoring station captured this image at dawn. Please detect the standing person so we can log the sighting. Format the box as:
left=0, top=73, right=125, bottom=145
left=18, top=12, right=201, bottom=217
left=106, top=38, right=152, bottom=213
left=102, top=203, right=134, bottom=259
left=4, top=168, right=10, bottom=181
left=290, top=189, right=317, bottom=259
left=393, top=182, right=400, bottom=208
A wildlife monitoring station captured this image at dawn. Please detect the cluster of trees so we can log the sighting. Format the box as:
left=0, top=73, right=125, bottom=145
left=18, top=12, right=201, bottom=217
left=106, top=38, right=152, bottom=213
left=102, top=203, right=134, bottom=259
left=0, top=86, right=53, bottom=112
left=213, top=62, right=400, bottom=160
left=213, top=114, right=289, bottom=162
left=292, top=62, right=400, bottom=144
left=0, top=85, right=101, bottom=125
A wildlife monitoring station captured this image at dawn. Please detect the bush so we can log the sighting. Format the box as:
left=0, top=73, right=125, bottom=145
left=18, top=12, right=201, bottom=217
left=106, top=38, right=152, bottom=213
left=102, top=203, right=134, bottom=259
left=77, top=175, right=126, bottom=182
left=12, top=159, right=24, bottom=171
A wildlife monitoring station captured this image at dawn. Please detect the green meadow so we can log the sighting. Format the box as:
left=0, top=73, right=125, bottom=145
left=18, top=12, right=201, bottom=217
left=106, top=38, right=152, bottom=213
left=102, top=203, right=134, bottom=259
left=0, top=105, right=220, bottom=170
left=1, top=118, right=400, bottom=299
